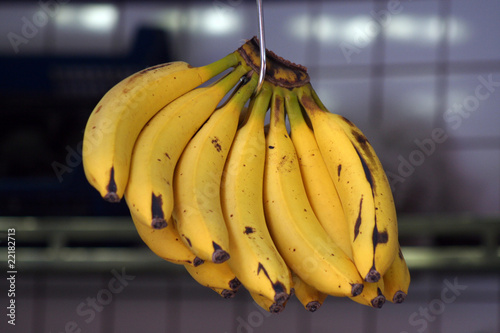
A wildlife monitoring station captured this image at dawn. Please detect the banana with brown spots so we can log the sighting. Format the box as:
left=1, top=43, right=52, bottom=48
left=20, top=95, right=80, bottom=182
left=264, top=87, right=364, bottom=298
left=124, top=64, right=250, bottom=230
left=83, top=53, right=240, bottom=203
left=296, top=84, right=399, bottom=283
left=221, top=83, right=293, bottom=307
left=172, top=73, right=258, bottom=263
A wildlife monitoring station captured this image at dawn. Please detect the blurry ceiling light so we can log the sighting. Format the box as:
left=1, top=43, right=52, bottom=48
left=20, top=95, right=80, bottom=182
left=385, top=16, right=416, bottom=40
left=386, top=15, right=467, bottom=45
left=55, top=6, right=76, bottom=27
left=314, top=14, right=339, bottom=43
left=287, top=12, right=467, bottom=46
left=287, top=14, right=310, bottom=40
left=80, top=5, right=118, bottom=31
left=342, top=15, right=378, bottom=46
left=386, top=15, right=445, bottom=44
left=423, top=16, right=445, bottom=42
left=191, top=8, right=240, bottom=35
left=448, top=17, right=469, bottom=44
left=56, top=4, right=118, bottom=32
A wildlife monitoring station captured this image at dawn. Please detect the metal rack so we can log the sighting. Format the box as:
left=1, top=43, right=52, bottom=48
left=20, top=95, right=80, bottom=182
left=1, top=215, right=499, bottom=273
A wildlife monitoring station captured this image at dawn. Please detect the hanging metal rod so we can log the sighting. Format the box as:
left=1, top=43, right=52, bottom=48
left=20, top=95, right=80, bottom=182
left=255, top=0, right=266, bottom=95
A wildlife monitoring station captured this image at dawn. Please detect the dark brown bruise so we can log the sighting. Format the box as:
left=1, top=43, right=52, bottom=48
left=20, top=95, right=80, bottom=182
left=354, top=146, right=374, bottom=190
left=353, top=197, right=363, bottom=241
left=212, top=137, right=222, bottom=152
left=244, top=226, right=256, bottom=234
left=372, top=223, right=389, bottom=248
left=151, top=193, right=167, bottom=229
left=104, top=167, right=120, bottom=203
left=273, top=95, right=282, bottom=124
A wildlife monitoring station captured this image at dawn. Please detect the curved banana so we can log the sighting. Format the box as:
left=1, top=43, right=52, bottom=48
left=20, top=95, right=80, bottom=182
left=173, top=73, right=258, bottom=263
left=297, top=85, right=398, bottom=283
left=285, top=91, right=352, bottom=259
left=383, top=246, right=410, bottom=303
left=263, top=86, right=364, bottom=297
left=349, top=278, right=386, bottom=308
left=125, top=64, right=250, bottom=229
left=249, top=291, right=286, bottom=314
left=292, top=273, right=327, bottom=312
left=83, top=53, right=240, bottom=202
left=184, top=260, right=241, bottom=292
left=131, top=212, right=203, bottom=266
left=221, top=83, right=292, bottom=306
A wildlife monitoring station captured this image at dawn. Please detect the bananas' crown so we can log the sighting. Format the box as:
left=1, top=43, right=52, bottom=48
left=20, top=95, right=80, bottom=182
left=238, top=36, right=310, bottom=89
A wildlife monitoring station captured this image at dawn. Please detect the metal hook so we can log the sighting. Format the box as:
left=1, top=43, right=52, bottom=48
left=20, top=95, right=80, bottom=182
left=255, top=0, right=266, bottom=95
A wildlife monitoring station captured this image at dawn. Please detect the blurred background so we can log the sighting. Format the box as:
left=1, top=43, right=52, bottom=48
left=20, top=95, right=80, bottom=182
left=0, top=0, right=499, bottom=332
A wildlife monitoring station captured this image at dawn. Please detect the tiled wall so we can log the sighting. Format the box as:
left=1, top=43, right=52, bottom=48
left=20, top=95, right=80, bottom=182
left=1, top=1, right=499, bottom=332
left=1, top=270, right=499, bottom=333
left=2, top=0, right=498, bottom=215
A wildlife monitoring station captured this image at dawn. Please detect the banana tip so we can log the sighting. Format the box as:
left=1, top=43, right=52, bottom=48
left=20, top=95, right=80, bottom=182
left=274, top=290, right=290, bottom=305
left=305, top=301, right=322, bottom=312
left=151, top=218, right=167, bottom=229
left=269, top=303, right=285, bottom=314
left=393, top=291, right=407, bottom=304
left=220, top=289, right=237, bottom=299
left=104, top=192, right=120, bottom=203
left=212, top=249, right=230, bottom=264
left=365, top=269, right=381, bottom=283
left=351, top=283, right=364, bottom=297
left=371, top=295, right=386, bottom=309
left=193, top=257, right=205, bottom=267
left=229, top=277, right=242, bottom=291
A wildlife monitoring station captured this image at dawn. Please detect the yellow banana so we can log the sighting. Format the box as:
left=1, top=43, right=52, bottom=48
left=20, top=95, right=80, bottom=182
left=249, top=291, right=286, bottom=314
left=184, top=260, right=241, bottom=292
left=83, top=53, right=239, bottom=202
left=263, top=86, right=364, bottom=297
left=221, top=82, right=292, bottom=306
left=285, top=90, right=352, bottom=259
left=131, top=211, right=203, bottom=266
left=173, top=73, right=258, bottom=263
left=297, top=85, right=398, bottom=283
left=124, top=64, right=249, bottom=229
left=383, top=246, right=410, bottom=303
left=349, top=278, right=386, bottom=308
left=292, top=273, right=327, bottom=312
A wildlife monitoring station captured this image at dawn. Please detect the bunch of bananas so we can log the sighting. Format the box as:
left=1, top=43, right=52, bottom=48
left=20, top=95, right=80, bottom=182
left=83, top=37, right=410, bottom=312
